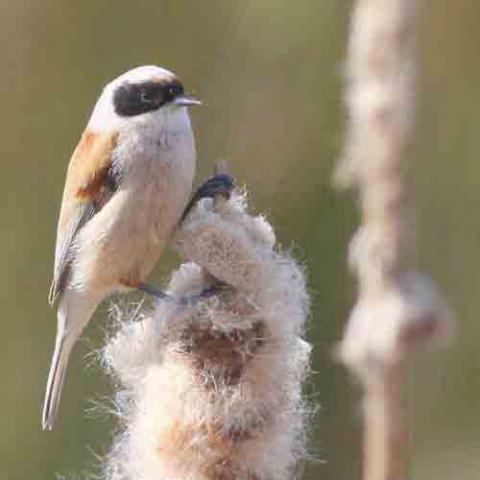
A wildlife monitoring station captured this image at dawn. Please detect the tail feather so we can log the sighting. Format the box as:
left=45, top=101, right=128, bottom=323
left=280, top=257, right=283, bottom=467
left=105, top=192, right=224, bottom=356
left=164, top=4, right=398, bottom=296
left=42, top=334, right=74, bottom=430
left=42, top=290, right=101, bottom=430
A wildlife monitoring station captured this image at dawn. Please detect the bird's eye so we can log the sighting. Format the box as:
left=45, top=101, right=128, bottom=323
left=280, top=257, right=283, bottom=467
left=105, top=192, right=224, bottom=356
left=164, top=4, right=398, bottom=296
left=168, top=84, right=183, bottom=98
left=140, top=90, right=152, bottom=103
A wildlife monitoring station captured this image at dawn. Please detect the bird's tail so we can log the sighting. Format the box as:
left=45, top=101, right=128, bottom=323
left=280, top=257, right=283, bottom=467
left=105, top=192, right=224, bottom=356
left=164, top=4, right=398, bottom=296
left=42, top=292, right=99, bottom=431
left=42, top=332, right=75, bottom=430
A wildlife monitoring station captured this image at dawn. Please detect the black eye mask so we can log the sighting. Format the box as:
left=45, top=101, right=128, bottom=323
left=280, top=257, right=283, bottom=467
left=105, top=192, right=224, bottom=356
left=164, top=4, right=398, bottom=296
left=113, top=79, right=185, bottom=117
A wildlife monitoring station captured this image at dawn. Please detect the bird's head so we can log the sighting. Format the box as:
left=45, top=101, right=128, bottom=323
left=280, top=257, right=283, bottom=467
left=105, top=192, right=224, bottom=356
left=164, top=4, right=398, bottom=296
left=87, top=65, right=200, bottom=132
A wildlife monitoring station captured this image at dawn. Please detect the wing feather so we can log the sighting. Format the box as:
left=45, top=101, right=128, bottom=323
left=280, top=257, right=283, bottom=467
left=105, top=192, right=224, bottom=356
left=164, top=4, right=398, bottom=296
left=48, top=129, right=118, bottom=305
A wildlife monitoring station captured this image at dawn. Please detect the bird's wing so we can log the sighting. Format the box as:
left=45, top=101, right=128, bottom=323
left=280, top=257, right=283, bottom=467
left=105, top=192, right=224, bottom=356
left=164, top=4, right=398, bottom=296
left=48, top=129, right=119, bottom=305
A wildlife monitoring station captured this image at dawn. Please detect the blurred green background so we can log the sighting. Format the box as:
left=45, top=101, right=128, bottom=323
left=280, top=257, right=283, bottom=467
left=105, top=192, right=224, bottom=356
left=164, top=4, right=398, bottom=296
left=1, top=0, right=480, bottom=478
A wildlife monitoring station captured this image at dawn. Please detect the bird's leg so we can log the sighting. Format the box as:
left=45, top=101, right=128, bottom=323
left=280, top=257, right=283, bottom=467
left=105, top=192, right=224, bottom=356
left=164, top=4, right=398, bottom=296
left=137, top=282, right=172, bottom=300
left=120, top=278, right=171, bottom=300
left=181, top=173, right=236, bottom=222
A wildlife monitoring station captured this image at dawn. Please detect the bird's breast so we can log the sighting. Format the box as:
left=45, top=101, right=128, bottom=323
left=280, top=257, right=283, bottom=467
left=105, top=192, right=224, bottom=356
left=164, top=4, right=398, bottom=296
left=71, top=127, right=195, bottom=292
left=122, top=138, right=195, bottom=241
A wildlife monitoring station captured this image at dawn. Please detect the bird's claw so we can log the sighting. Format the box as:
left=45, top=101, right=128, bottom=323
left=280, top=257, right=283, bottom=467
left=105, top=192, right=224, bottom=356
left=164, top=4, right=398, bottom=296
left=182, top=173, right=236, bottom=221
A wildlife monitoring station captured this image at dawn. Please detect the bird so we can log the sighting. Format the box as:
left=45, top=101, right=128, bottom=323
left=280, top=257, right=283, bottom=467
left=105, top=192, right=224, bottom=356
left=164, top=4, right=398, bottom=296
left=42, top=65, right=203, bottom=430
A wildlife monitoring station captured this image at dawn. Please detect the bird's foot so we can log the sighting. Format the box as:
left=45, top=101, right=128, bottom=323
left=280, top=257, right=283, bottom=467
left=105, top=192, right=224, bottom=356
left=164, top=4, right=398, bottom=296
left=181, top=173, right=236, bottom=221
left=199, top=281, right=230, bottom=299
left=138, top=281, right=231, bottom=308
left=180, top=281, right=230, bottom=307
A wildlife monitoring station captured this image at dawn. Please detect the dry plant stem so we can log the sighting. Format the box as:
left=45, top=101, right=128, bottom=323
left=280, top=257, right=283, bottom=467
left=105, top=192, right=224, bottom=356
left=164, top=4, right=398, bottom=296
left=364, top=365, right=407, bottom=480
left=336, top=1, right=451, bottom=480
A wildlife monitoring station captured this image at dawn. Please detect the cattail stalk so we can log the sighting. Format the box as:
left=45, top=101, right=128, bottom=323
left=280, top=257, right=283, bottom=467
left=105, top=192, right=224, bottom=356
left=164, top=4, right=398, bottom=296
left=101, top=192, right=311, bottom=480
left=335, top=1, right=451, bottom=479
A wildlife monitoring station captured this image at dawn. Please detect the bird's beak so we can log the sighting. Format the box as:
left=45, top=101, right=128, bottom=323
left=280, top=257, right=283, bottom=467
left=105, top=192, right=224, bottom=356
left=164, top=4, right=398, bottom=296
left=174, top=95, right=202, bottom=107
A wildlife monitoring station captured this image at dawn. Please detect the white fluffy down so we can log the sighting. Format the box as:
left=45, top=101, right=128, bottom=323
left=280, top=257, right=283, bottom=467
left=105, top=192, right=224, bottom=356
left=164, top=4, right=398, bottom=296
left=101, top=192, right=311, bottom=480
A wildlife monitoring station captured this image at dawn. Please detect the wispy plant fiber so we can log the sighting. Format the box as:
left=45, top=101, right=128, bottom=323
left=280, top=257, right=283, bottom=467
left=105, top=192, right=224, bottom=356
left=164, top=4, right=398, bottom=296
left=101, top=192, right=311, bottom=480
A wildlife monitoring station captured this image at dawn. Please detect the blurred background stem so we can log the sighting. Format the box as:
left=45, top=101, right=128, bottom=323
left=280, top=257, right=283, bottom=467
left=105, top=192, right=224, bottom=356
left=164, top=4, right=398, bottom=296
left=337, top=0, right=451, bottom=479
left=364, top=363, right=407, bottom=480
